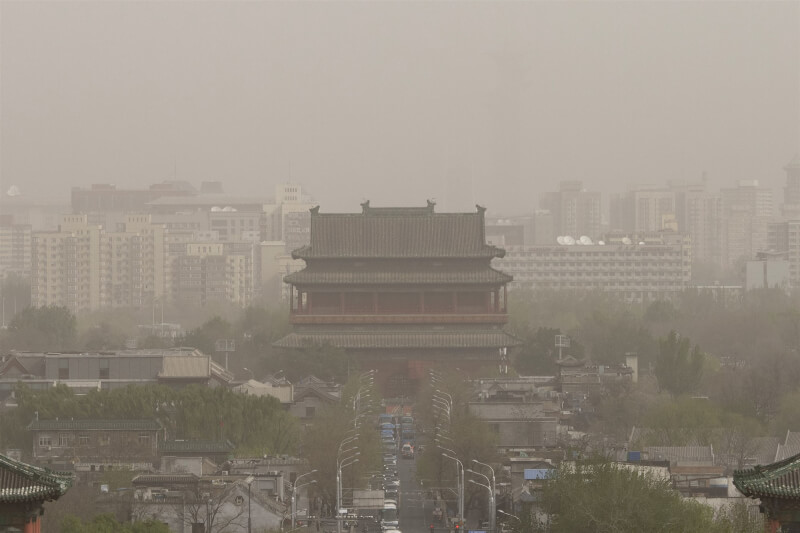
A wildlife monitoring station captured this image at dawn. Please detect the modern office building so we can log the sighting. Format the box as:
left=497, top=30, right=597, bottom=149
left=540, top=181, right=602, bottom=240
left=71, top=182, right=197, bottom=213
left=494, top=233, right=691, bottom=302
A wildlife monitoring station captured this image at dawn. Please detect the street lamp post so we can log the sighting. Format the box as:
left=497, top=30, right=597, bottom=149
left=467, top=469, right=495, bottom=533
left=473, top=459, right=496, bottom=532
left=292, top=470, right=318, bottom=529
left=244, top=475, right=255, bottom=533
left=498, top=509, right=521, bottom=531
left=337, top=456, right=359, bottom=533
left=441, top=452, right=464, bottom=527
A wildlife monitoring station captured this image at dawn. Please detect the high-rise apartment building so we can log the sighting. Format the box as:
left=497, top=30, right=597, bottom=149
left=767, top=220, right=800, bottom=288
left=0, top=216, right=32, bottom=279
left=683, top=190, right=724, bottom=268
left=31, top=215, right=166, bottom=312
left=170, top=242, right=254, bottom=308
left=540, top=181, right=602, bottom=239
left=100, top=215, right=167, bottom=309
left=721, top=180, right=774, bottom=266
left=31, top=215, right=103, bottom=312
left=781, top=154, right=800, bottom=219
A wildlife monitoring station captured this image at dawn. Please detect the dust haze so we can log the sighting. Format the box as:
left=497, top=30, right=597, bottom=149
left=1, top=1, right=798, bottom=213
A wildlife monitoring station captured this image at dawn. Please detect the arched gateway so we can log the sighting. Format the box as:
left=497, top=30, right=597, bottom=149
left=274, top=201, right=520, bottom=393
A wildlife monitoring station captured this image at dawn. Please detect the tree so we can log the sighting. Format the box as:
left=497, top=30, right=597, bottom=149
left=654, top=331, right=705, bottom=397
left=181, top=316, right=233, bottom=355
left=4, top=305, right=77, bottom=352
left=60, top=513, right=170, bottom=533
left=538, top=460, right=723, bottom=533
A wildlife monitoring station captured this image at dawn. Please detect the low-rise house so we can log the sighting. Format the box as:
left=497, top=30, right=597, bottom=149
left=0, top=348, right=233, bottom=399
left=0, top=453, right=72, bottom=532
left=468, top=400, right=559, bottom=451
left=642, top=446, right=715, bottom=468
left=132, top=472, right=287, bottom=532
left=289, top=385, right=340, bottom=420
left=159, top=440, right=235, bottom=466
left=233, top=378, right=293, bottom=405
left=28, top=419, right=164, bottom=471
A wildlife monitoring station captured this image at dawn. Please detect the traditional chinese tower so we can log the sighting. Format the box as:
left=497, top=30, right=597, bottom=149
left=275, top=201, right=519, bottom=396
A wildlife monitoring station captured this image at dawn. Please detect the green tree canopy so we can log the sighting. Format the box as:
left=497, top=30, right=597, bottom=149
left=4, top=305, right=77, bottom=352
left=655, top=331, right=705, bottom=397
left=536, top=460, right=761, bottom=533
left=60, top=514, right=170, bottom=533
left=0, top=383, right=299, bottom=455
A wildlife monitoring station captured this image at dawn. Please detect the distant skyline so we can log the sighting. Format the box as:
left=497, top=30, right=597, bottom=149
left=1, top=1, right=798, bottom=215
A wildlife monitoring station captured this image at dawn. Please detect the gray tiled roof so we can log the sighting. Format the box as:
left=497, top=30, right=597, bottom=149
left=158, top=356, right=210, bottom=378
left=160, top=440, right=235, bottom=454
left=776, top=431, right=800, bottom=462
left=132, top=473, right=199, bottom=485
left=274, top=330, right=521, bottom=349
left=644, top=446, right=714, bottom=464
left=285, top=266, right=511, bottom=285
left=28, top=419, right=162, bottom=431
left=293, top=206, right=504, bottom=259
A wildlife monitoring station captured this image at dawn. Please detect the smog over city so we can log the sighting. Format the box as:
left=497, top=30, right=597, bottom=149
left=1, top=2, right=800, bottom=532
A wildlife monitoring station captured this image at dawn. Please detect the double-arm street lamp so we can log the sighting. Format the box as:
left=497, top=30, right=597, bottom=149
left=292, top=470, right=318, bottom=529
left=441, top=451, right=464, bottom=526
left=467, top=469, right=495, bottom=533
left=473, top=459, right=496, bottom=532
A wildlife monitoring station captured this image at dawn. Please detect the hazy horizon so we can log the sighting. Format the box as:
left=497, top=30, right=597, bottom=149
left=1, top=1, right=798, bottom=215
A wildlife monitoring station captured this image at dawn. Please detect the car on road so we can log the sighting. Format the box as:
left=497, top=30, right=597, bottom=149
left=401, top=443, right=414, bottom=458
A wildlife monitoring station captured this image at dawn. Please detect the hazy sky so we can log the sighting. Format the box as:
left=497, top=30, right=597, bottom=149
left=1, top=1, right=798, bottom=214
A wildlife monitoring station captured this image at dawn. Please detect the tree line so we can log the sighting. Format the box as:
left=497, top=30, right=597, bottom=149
left=0, top=383, right=299, bottom=456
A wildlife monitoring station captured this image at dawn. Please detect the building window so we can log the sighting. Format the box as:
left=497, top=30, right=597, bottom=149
left=99, top=359, right=109, bottom=379
left=305, top=406, right=316, bottom=418
left=58, top=359, right=69, bottom=379
left=59, top=434, right=69, bottom=447
left=99, top=435, right=111, bottom=446
left=79, top=436, right=89, bottom=446
left=39, top=436, right=52, bottom=447
left=138, top=434, right=150, bottom=445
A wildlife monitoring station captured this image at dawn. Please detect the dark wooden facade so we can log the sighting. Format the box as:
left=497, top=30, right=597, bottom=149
left=275, top=201, right=520, bottom=395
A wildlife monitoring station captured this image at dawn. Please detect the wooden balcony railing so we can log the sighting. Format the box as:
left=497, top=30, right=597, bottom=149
left=289, top=313, right=508, bottom=325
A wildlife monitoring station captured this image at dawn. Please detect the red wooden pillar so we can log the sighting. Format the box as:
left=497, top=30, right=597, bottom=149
left=307, top=292, right=313, bottom=314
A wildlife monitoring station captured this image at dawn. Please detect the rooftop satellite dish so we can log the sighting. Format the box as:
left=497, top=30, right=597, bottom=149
left=598, top=240, right=606, bottom=245
left=622, top=237, right=632, bottom=245
left=556, top=236, right=566, bottom=245
left=579, top=235, right=592, bottom=245
left=564, top=236, right=576, bottom=245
